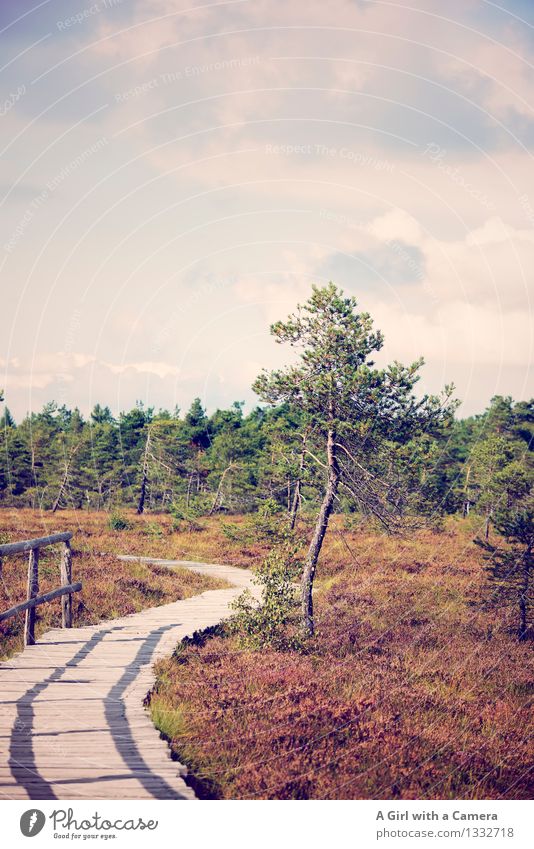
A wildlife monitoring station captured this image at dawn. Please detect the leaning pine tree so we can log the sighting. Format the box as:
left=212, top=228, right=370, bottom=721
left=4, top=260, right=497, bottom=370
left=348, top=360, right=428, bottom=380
left=253, top=284, right=456, bottom=636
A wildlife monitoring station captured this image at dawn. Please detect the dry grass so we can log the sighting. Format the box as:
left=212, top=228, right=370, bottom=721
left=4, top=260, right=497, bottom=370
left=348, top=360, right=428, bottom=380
left=0, top=508, right=228, bottom=660
left=0, top=508, right=265, bottom=565
left=149, top=516, right=534, bottom=800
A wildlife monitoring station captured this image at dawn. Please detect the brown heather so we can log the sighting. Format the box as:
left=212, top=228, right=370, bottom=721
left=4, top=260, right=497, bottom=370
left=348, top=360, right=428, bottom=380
left=0, top=509, right=532, bottom=798
left=149, top=515, right=534, bottom=800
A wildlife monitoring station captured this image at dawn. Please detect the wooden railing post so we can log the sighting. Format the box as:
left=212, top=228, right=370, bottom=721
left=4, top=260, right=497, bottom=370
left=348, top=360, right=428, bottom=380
left=24, top=547, right=39, bottom=646
left=0, top=532, right=81, bottom=637
left=61, top=540, right=73, bottom=628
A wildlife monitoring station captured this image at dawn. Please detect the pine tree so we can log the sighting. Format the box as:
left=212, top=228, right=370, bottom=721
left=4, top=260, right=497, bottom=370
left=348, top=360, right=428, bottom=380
left=253, top=283, right=457, bottom=636
left=476, top=464, right=533, bottom=640
left=468, top=434, right=515, bottom=539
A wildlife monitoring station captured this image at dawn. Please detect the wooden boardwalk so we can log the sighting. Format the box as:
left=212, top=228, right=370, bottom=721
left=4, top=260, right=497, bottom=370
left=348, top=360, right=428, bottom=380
left=0, top=560, right=256, bottom=800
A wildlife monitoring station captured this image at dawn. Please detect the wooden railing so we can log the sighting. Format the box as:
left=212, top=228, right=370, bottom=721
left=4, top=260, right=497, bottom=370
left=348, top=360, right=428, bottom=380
left=0, top=532, right=82, bottom=646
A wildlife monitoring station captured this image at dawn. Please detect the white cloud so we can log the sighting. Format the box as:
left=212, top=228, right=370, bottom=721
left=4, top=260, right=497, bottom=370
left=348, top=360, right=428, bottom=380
left=465, top=216, right=534, bottom=247
left=1, top=354, right=181, bottom=395
left=4, top=372, right=62, bottom=391
left=367, top=209, right=424, bottom=244
left=1, top=352, right=94, bottom=391
left=103, top=360, right=180, bottom=378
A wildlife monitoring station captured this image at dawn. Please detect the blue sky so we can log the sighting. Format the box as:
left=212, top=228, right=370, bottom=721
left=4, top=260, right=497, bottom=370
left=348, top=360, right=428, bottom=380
left=1, top=0, right=533, bottom=419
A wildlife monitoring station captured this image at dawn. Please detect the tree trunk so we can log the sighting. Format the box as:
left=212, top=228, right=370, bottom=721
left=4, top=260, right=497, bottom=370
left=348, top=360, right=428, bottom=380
left=208, top=463, right=235, bottom=516
left=518, top=547, right=531, bottom=641
left=52, top=443, right=79, bottom=513
left=301, top=427, right=339, bottom=636
left=137, top=472, right=147, bottom=515
left=52, top=469, right=68, bottom=513
left=463, top=466, right=471, bottom=517
left=137, top=429, right=151, bottom=515
left=289, top=429, right=307, bottom=531
left=289, top=479, right=301, bottom=530
left=484, top=510, right=492, bottom=541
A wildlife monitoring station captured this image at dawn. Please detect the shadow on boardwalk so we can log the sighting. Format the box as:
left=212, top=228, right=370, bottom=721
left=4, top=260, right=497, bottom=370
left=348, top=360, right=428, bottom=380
left=7, top=625, right=181, bottom=800
left=0, top=560, right=255, bottom=800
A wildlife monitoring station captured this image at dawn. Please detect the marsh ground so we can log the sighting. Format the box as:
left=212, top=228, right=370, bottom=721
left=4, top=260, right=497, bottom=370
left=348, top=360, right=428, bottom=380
left=1, top=508, right=532, bottom=799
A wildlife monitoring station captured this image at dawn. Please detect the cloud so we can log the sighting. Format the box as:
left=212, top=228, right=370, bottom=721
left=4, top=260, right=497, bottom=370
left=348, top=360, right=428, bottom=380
left=367, top=209, right=424, bottom=244
left=1, top=353, right=180, bottom=397
left=103, top=359, right=180, bottom=378
left=443, top=25, right=534, bottom=124
left=94, top=0, right=534, bottom=164
left=1, top=352, right=94, bottom=391
left=322, top=207, right=534, bottom=310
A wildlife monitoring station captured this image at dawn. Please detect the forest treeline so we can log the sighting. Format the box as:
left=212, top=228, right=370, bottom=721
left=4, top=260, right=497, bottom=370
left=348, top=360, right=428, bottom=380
left=0, top=391, right=532, bottom=521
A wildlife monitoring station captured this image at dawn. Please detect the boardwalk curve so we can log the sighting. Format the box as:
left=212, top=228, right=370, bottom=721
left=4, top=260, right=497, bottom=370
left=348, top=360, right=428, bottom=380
left=0, top=560, right=256, bottom=800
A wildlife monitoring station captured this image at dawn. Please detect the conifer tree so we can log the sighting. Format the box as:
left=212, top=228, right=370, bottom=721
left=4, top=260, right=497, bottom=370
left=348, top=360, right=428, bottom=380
left=476, top=464, right=533, bottom=640
left=254, top=283, right=456, bottom=636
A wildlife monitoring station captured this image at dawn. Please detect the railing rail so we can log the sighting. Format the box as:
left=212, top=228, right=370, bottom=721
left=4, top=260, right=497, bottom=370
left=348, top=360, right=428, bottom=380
left=0, top=531, right=72, bottom=557
left=0, top=532, right=81, bottom=645
left=0, top=582, right=82, bottom=623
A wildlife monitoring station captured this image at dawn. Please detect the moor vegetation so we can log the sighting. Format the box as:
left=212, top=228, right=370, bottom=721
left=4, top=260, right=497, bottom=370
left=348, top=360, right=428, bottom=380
left=148, top=515, right=533, bottom=800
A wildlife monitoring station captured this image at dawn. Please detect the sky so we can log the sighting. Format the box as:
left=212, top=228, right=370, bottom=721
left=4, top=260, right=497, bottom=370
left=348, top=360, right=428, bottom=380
left=1, top=0, right=533, bottom=421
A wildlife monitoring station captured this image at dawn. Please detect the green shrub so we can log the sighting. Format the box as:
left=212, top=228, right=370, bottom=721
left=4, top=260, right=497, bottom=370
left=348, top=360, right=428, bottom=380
left=151, top=700, right=188, bottom=741
left=142, top=521, right=164, bottom=537
left=170, top=496, right=209, bottom=532
left=230, top=538, right=303, bottom=651
left=220, top=522, right=242, bottom=542
left=222, top=498, right=291, bottom=546
left=108, top=511, right=132, bottom=531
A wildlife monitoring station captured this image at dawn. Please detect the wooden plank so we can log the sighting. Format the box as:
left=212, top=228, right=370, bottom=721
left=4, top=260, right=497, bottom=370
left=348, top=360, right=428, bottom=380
left=0, top=582, right=82, bottom=624
left=0, top=532, right=72, bottom=557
